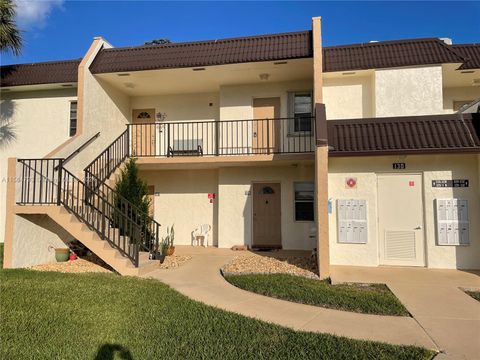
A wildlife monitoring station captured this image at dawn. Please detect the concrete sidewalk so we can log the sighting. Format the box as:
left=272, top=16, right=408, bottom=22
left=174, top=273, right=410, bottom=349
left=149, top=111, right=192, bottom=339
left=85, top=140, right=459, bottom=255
left=144, top=246, right=436, bottom=350
left=331, top=266, right=480, bottom=359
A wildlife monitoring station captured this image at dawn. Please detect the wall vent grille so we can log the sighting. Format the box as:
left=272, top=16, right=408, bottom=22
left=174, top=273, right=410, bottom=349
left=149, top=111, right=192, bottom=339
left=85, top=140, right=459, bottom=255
left=385, top=230, right=416, bottom=259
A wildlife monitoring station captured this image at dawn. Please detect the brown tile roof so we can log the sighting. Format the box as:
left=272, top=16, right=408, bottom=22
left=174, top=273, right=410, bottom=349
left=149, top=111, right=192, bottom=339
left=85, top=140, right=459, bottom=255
left=323, top=38, right=465, bottom=73
left=89, top=31, right=313, bottom=74
left=1, top=33, right=477, bottom=87
left=451, top=44, right=480, bottom=70
left=0, top=59, right=80, bottom=87
left=327, top=113, right=480, bottom=156
left=89, top=33, right=468, bottom=74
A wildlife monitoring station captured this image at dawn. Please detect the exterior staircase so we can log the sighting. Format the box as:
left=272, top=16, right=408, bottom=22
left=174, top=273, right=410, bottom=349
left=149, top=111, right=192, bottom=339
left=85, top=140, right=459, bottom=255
left=15, top=130, right=161, bottom=275
left=15, top=205, right=158, bottom=276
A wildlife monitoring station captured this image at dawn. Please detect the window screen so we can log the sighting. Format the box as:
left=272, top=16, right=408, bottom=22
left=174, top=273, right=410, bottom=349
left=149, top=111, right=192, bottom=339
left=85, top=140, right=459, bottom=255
left=294, top=182, right=314, bottom=221
left=69, top=101, right=77, bottom=137
left=293, top=93, right=312, bottom=132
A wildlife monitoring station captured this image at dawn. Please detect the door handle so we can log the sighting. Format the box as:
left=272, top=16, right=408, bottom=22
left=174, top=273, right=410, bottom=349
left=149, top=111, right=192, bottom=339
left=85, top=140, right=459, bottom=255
left=414, top=226, right=422, bottom=230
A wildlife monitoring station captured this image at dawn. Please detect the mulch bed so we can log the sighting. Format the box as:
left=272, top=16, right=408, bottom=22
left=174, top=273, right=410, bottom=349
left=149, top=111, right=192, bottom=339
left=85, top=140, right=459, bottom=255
left=29, top=254, right=112, bottom=274
left=158, top=255, right=192, bottom=269
left=222, top=253, right=318, bottom=279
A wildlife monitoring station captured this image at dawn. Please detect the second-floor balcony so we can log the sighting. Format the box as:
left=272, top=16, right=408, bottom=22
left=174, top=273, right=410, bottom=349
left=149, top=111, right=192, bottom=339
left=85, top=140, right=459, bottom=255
left=127, top=117, right=316, bottom=158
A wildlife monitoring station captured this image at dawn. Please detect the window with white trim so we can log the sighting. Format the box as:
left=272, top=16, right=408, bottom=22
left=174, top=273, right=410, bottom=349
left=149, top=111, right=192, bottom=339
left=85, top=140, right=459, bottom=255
left=294, top=182, right=314, bottom=221
left=69, top=101, right=77, bottom=137
left=288, top=92, right=313, bottom=133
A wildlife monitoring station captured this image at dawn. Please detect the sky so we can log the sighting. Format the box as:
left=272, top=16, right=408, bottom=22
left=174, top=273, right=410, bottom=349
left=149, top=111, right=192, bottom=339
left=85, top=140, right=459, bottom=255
left=2, top=1, right=480, bottom=65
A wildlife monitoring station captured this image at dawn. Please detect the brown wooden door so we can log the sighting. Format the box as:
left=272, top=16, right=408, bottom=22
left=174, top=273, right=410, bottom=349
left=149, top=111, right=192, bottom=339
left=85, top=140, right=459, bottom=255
left=132, top=109, right=156, bottom=156
left=252, top=183, right=281, bottom=248
left=252, top=98, right=280, bottom=154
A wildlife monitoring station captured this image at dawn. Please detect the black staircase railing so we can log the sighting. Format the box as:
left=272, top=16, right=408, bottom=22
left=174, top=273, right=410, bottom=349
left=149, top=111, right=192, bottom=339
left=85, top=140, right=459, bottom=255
left=84, top=130, right=129, bottom=187
left=127, top=117, right=316, bottom=157
left=82, top=129, right=162, bottom=263
left=17, top=158, right=63, bottom=205
left=17, top=159, right=159, bottom=267
left=62, top=132, right=100, bottom=166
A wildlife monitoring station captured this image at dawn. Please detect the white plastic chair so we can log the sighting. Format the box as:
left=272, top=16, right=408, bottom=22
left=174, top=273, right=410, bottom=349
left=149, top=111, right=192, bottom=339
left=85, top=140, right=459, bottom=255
left=192, top=224, right=211, bottom=247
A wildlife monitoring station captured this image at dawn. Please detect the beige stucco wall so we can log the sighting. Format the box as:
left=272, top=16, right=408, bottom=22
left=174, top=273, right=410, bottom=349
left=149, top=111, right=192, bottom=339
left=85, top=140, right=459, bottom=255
left=138, top=164, right=315, bottom=250
left=218, top=164, right=315, bottom=250
left=323, top=74, right=374, bottom=119
left=139, top=169, right=218, bottom=246
left=219, top=80, right=314, bottom=154
left=0, top=88, right=76, bottom=242
left=442, top=86, right=480, bottom=113
left=219, top=80, right=313, bottom=120
left=130, top=92, right=219, bottom=122
left=11, top=214, right=72, bottom=268
left=54, top=40, right=131, bottom=176
left=374, top=65, right=444, bottom=117
left=329, top=154, right=480, bottom=269
left=130, top=93, right=220, bottom=155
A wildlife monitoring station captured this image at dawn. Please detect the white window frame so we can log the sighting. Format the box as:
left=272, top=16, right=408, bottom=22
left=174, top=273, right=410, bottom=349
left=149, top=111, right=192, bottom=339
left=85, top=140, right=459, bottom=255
left=294, top=182, right=314, bottom=222
left=287, top=91, right=313, bottom=135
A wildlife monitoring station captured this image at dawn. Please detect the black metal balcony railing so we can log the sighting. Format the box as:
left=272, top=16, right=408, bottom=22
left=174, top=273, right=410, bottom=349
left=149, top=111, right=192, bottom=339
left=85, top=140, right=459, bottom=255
left=127, top=117, right=316, bottom=157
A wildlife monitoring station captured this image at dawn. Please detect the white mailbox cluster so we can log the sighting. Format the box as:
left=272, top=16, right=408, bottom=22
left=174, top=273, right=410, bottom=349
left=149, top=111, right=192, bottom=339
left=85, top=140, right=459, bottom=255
left=435, top=199, right=469, bottom=246
left=337, top=199, right=368, bottom=244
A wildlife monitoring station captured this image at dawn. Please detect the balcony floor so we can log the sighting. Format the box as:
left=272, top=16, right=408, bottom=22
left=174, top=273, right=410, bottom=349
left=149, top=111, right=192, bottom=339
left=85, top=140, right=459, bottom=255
left=135, top=153, right=315, bottom=170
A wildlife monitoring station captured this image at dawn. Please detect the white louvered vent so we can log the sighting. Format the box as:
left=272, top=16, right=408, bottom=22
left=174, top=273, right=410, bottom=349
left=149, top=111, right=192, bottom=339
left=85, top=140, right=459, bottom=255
left=435, top=199, right=469, bottom=245
left=385, top=231, right=416, bottom=260
left=337, top=199, right=368, bottom=244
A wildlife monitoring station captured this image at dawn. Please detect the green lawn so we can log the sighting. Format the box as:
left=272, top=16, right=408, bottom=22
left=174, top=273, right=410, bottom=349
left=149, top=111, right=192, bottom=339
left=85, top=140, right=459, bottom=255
left=225, top=273, right=409, bottom=316
left=0, top=244, right=434, bottom=359
left=465, top=290, right=480, bottom=302
left=0, top=271, right=432, bottom=360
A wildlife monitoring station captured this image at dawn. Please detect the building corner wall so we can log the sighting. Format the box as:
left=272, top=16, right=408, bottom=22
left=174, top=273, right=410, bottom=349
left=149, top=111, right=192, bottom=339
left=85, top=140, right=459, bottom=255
left=312, top=16, right=330, bottom=279
left=3, top=158, right=17, bottom=268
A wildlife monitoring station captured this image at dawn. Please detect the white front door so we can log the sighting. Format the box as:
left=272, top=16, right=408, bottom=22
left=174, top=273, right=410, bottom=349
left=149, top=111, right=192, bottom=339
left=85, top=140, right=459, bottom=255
left=378, top=174, right=425, bottom=266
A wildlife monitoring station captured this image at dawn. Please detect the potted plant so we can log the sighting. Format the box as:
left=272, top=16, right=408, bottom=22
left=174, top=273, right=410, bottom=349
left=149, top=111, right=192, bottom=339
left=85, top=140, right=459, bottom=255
left=159, top=239, right=169, bottom=263
left=148, top=233, right=167, bottom=263
left=165, top=225, right=175, bottom=256
left=149, top=235, right=162, bottom=262
left=55, top=248, right=70, bottom=262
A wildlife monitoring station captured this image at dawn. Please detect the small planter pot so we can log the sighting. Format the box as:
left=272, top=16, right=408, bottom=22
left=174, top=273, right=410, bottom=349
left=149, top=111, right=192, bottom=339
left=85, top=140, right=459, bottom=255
left=166, top=246, right=175, bottom=256
left=55, top=248, right=70, bottom=262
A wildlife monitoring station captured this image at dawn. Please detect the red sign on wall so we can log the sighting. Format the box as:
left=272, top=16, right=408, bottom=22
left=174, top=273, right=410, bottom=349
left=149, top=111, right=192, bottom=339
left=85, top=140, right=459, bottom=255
left=409, top=181, right=415, bottom=187
left=345, top=177, right=357, bottom=189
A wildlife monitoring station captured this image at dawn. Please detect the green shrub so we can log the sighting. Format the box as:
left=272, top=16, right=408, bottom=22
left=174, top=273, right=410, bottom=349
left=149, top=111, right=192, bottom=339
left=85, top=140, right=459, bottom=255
left=113, top=158, right=152, bottom=249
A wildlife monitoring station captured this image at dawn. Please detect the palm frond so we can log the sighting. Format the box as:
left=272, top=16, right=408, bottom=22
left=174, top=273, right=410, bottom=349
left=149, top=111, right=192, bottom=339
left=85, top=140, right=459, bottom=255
left=0, top=0, right=23, bottom=56
left=0, top=121, right=16, bottom=148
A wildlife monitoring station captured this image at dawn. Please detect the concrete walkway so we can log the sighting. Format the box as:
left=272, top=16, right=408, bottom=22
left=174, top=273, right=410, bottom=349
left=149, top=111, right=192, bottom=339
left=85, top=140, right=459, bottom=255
left=331, top=266, right=480, bottom=360
left=144, top=246, right=436, bottom=350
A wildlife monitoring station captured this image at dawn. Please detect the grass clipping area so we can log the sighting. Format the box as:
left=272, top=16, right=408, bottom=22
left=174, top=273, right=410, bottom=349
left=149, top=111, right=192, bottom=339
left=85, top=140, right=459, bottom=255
left=0, top=269, right=434, bottom=360
left=225, top=273, right=410, bottom=316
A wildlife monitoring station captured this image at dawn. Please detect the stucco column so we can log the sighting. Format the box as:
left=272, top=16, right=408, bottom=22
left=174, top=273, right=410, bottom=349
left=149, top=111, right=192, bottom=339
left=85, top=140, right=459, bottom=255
left=312, top=17, right=330, bottom=279
left=3, top=157, right=17, bottom=268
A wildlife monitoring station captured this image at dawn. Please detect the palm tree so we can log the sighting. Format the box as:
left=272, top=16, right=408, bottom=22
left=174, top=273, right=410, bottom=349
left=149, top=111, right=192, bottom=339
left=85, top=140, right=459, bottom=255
left=0, top=0, right=22, bottom=147
left=0, top=0, right=22, bottom=55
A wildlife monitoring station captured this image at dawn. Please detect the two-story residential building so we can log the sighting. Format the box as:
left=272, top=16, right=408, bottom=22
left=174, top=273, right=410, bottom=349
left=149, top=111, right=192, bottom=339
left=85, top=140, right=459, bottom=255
left=1, top=17, right=479, bottom=278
